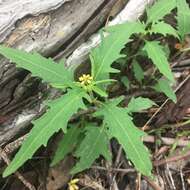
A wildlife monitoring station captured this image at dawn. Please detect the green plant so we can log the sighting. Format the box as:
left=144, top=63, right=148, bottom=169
left=1, top=0, right=190, bottom=178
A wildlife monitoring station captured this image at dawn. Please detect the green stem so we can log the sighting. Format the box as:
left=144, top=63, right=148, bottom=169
left=93, top=79, right=116, bottom=85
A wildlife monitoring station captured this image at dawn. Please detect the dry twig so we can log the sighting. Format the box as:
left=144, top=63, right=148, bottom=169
left=142, top=75, right=190, bottom=130
left=0, top=147, right=36, bottom=190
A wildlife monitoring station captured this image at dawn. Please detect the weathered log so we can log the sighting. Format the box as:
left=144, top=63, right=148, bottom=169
left=0, top=0, right=121, bottom=145
left=0, top=0, right=71, bottom=42
left=66, top=0, right=155, bottom=68
left=0, top=0, right=155, bottom=146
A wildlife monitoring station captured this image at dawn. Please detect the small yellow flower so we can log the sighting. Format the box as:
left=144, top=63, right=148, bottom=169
left=68, top=178, right=79, bottom=190
left=79, top=74, right=93, bottom=85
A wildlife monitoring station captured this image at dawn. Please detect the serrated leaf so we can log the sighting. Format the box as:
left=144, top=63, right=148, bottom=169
left=126, top=97, right=156, bottom=113
left=151, top=21, right=179, bottom=39
left=91, top=86, right=108, bottom=97
left=153, top=79, right=177, bottom=103
left=71, top=124, right=111, bottom=174
left=163, top=44, right=171, bottom=59
left=3, top=89, right=88, bottom=177
left=143, top=41, right=174, bottom=82
left=51, top=125, right=84, bottom=166
left=95, top=101, right=152, bottom=176
left=147, top=0, right=176, bottom=24
left=177, top=0, right=190, bottom=39
left=91, top=22, right=145, bottom=81
left=121, top=76, right=130, bottom=89
left=0, top=45, right=73, bottom=87
left=132, top=61, right=144, bottom=83
left=108, top=96, right=125, bottom=107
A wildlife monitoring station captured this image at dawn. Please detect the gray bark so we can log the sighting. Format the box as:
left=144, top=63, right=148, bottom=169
left=0, top=0, right=119, bottom=145
left=0, top=0, right=71, bottom=42
left=0, top=0, right=155, bottom=146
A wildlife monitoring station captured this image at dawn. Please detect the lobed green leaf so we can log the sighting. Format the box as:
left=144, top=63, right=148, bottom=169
left=91, top=22, right=145, bottom=81
left=132, top=60, right=144, bottom=83
left=177, top=0, right=190, bottom=40
left=51, top=125, right=84, bottom=166
left=121, top=76, right=130, bottom=89
left=146, top=0, right=176, bottom=24
left=95, top=100, right=152, bottom=176
left=91, top=85, right=108, bottom=97
left=126, top=97, right=156, bottom=113
left=153, top=79, right=177, bottom=103
left=0, top=45, right=73, bottom=87
left=150, top=21, right=179, bottom=39
left=143, top=41, right=174, bottom=82
left=3, top=89, right=88, bottom=177
left=71, top=124, right=111, bottom=174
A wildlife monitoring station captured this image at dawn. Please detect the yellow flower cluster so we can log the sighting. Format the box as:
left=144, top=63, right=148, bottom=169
left=68, top=178, right=79, bottom=190
left=79, top=74, right=93, bottom=85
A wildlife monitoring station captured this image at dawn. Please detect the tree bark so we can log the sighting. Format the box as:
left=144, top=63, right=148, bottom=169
left=0, top=0, right=154, bottom=145
left=0, top=0, right=126, bottom=145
